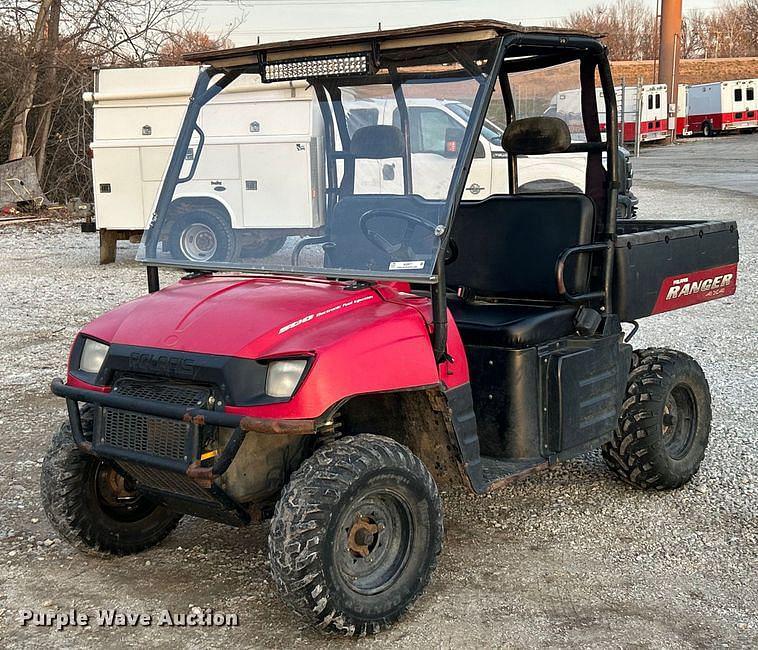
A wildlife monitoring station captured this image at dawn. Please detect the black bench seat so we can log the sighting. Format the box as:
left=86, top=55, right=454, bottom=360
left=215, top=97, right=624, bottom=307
left=448, top=297, right=577, bottom=347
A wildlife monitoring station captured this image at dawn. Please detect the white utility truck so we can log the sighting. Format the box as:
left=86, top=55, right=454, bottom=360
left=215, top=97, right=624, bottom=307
left=86, top=66, right=636, bottom=264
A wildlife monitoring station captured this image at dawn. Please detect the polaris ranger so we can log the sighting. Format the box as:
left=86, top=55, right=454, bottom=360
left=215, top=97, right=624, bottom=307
left=42, top=21, right=739, bottom=636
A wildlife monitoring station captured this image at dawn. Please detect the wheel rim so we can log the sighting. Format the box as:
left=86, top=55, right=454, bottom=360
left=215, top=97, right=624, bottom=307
left=662, top=384, right=698, bottom=459
left=335, top=490, right=414, bottom=596
left=93, top=464, right=153, bottom=522
left=179, top=222, right=218, bottom=262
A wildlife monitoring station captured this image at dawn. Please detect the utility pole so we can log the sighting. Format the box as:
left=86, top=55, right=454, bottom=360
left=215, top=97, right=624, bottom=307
left=657, top=0, right=683, bottom=144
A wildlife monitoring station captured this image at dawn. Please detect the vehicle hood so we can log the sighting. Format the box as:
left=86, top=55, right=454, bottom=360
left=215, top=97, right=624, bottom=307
left=81, top=275, right=429, bottom=359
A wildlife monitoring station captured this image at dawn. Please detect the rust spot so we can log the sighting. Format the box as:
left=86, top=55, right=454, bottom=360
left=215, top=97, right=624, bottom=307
left=486, top=461, right=550, bottom=492
left=347, top=514, right=381, bottom=558
left=182, top=411, right=206, bottom=426
left=77, top=441, right=94, bottom=454
left=186, top=461, right=214, bottom=488
left=239, top=416, right=316, bottom=435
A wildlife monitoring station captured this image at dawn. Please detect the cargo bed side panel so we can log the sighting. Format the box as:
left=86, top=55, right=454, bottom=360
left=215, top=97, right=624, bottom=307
left=613, top=220, right=739, bottom=321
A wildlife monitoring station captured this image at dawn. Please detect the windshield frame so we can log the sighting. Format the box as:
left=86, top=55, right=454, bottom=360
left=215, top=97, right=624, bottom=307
left=140, top=37, right=507, bottom=284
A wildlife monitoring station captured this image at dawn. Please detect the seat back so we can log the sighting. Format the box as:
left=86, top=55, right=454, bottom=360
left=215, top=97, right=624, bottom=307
left=446, top=194, right=596, bottom=300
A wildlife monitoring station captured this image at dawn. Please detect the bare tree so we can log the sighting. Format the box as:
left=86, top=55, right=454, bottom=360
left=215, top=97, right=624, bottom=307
left=7, top=0, right=53, bottom=161
left=157, top=29, right=231, bottom=65
left=683, top=1, right=757, bottom=58
left=554, top=0, right=657, bottom=60
left=558, top=0, right=757, bottom=60
left=2, top=0, right=198, bottom=165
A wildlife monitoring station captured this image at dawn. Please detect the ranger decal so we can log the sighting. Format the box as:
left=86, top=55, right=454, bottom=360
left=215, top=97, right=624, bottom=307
left=652, top=263, right=738, bottom=314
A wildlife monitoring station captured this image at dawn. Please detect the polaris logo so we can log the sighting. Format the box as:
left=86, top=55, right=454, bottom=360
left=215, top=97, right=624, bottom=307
left=665, top=273, right=734, bottom=300
left=128, top=352, right=196, bottom=378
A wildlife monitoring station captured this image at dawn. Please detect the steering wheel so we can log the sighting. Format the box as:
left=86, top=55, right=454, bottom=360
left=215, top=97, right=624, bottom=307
left=358, top=209, right=439, bottom=261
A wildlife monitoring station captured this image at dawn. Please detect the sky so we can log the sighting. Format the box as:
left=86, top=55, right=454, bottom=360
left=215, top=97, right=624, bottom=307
left=194, top=0, right=725, bottom=45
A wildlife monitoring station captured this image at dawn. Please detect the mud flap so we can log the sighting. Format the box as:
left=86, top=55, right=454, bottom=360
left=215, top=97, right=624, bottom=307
left=444, top=383, right=487, bottom=493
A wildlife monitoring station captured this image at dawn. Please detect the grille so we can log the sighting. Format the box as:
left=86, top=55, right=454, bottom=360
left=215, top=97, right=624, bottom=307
left=96, top=377, right=210, bottom=462
left=117, top=461, right=215, bottom=502
left=113, top=378, right=208, bottom=407
left=101, top=409, right=188, bottom=460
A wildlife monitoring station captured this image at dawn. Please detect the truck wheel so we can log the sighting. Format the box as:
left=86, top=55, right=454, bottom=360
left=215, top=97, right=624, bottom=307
left=40, top=415, right=182, bottom=556
left=602, top=348, right=712, bottom=490
left=702, top=122, right=713, bottom=137
left=169, top=210, right=237, bottom=264
left=268, top=434, right=443, bottom=636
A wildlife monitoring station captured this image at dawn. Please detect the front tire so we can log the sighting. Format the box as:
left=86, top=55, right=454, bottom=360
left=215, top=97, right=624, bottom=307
left=268, top=434, right=443, bottom=636
left=702, top=122, right=714, bottom=137
left=602, top=348, right=712, bottom=490
left=40, top=420, right=183, bottom=556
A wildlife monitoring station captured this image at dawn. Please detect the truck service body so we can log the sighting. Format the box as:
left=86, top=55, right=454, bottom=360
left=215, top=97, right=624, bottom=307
left=549, top=84, right=668, bottom=143
left=680, top=78, right=758, bottom=136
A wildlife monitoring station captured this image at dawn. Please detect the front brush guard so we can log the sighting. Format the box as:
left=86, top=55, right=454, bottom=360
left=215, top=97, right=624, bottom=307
left=51, top=378, right=317, bottom=482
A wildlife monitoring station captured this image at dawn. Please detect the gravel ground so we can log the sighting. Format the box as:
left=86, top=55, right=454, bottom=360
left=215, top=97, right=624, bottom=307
left=0, top=134, right=756, bottom=649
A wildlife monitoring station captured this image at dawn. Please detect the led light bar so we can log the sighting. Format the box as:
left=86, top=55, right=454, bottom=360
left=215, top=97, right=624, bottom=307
left=263, top=53, right=370, bottom=82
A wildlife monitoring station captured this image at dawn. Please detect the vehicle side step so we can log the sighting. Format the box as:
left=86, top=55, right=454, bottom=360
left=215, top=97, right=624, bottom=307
left=480, top=456, right=549, bottom=491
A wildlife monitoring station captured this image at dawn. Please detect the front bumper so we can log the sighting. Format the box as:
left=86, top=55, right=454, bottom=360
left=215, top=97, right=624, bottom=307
left=724, top=121, right=758, bottom=130
left=52, top=377, right=319, bottom=525
left=52, top=378, right=317, bottom=480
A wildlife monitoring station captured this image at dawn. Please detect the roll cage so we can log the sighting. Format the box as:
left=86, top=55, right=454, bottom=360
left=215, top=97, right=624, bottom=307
left=144, top=21, right=619, bottom=364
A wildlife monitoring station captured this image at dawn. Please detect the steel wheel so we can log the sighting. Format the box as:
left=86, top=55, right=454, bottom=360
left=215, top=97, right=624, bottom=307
left=662, top=384, right=697, bottom=460
left=40, top=418, right=183, bottom=555
left=179, top=222, right=218, bottom=262
left=93, top=464, right=154, bottom=522
left=268, top=434, right=443, bottom=636
left=335, top=490, right=414, bottom=596
left=603, top=348, right=712, bottom=490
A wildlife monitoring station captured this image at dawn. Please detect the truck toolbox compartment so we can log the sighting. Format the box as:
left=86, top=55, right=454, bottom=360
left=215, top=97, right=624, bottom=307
left=613, top=220, right=738, bottom=321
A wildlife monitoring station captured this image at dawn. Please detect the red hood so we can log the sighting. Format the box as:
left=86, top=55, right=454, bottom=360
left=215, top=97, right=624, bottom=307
left=81, top=276, right=430, bottom=359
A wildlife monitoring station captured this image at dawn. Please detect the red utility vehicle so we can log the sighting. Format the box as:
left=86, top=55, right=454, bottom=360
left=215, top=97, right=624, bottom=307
left=42, top=21, right=739, bottom=636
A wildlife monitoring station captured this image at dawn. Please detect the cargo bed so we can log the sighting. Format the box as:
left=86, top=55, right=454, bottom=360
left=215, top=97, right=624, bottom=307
left=613, top=220, right=739, bottom=321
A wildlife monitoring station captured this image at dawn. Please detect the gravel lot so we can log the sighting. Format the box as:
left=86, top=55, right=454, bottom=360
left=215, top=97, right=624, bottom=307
left=0, top=134, right=756, bottom=649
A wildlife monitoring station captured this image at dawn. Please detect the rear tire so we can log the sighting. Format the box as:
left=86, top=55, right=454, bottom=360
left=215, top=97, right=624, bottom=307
left=702, top=122, right=714, bottom=137
left=268, top=434, right=443, bottom=636
left=40, top=416, right=182, bottom=556
left=602, top=348, right=712, bottom=490
left=168, top=209, right=238, bottom=264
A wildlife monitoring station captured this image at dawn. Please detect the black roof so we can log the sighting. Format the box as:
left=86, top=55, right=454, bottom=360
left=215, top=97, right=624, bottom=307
left=184, top=19, right=602, bottom=65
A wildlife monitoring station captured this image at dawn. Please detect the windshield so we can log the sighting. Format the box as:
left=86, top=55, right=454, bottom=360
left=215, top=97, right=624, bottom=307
left=137, top=39, right=501, bottom=281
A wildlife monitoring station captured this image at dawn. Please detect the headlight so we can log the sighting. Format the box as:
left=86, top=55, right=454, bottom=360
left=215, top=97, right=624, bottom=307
left=79, top=338, right=109, bottom=374
left=265, top=359, right=308, bottom=398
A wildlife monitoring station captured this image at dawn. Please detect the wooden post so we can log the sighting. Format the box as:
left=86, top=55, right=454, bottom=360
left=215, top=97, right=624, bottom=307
left=658, top=0, right=683, bottom=144
left=99, top=229, right=118, bottom=264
